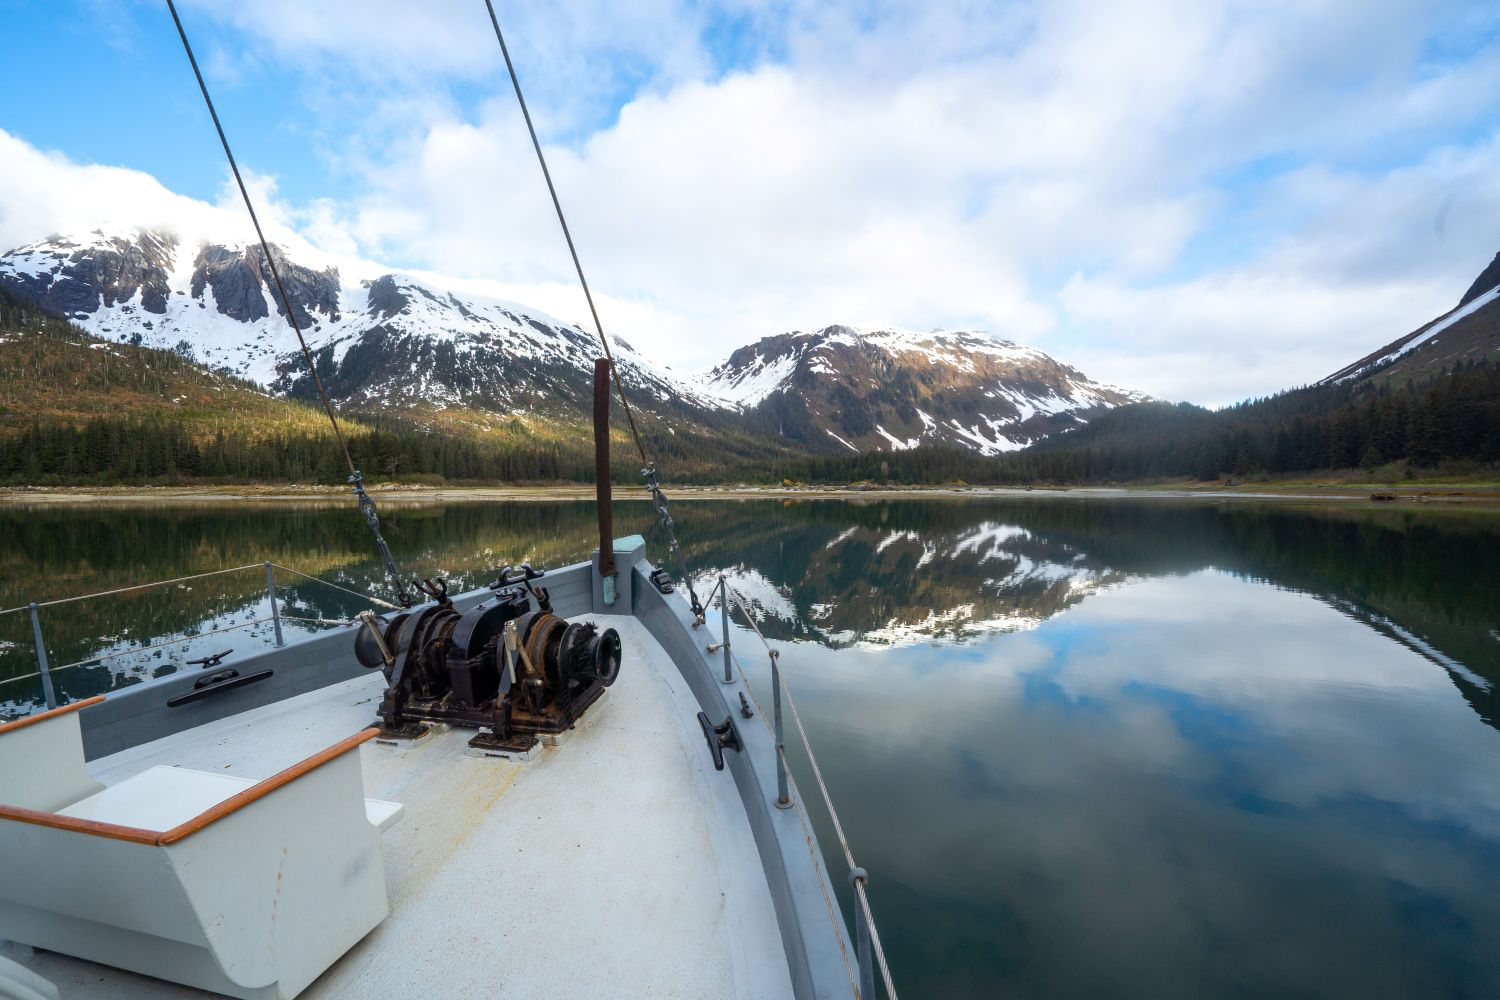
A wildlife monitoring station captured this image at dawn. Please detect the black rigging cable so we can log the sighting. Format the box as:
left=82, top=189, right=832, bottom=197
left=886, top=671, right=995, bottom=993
left=481, top=0, right=650, bottom=465
left=165, top=0, right=413, bottom=608
left=482, top=0, right=705, bottom=619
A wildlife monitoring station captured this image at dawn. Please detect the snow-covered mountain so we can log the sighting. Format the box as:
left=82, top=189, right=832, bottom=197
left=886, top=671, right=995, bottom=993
left=700, top=325, right=1147, bottom=455
left=0, top=226, right=1147, bottom=454
left=0, top=228, right=708, bottom=422
left=1320, top=251, right=1500, bottom=387
left=267, top=271, right=723, bottom=418
left=0, top=229, right=336, bottom=384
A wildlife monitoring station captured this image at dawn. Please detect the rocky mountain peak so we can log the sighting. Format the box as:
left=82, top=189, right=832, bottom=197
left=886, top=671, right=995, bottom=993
left=0, top=227, right=177, bottom=320
left=1459, top=250, right=1500, bottom=308
left=188, top=243, right=340, bottom=328
left=701, top=324, right=1144, bottom=455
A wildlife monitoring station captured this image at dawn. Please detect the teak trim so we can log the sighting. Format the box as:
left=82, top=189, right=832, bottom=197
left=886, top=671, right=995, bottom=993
left=158, top=728, right=378, bottom=844
left=0, top=695, right=106, bottom=736
left=0, top=727, right=379, bottom=846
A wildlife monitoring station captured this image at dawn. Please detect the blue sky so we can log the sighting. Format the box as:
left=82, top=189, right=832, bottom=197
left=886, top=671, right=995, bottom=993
left=2, top=0, right=1499, bottom=404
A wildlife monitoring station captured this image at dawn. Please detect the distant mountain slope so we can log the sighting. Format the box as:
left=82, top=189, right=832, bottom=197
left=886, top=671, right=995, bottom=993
left=271, top=271, right=724, bottom=426
left=0, top=285, right=804, bottom=483
left=1460, top=252, right=1500, bottom=307
left=0, top=285, right=332, bottom=437
left=1320, top=251, right=1500, bottom=387
left=0, top=230, right=340, bottom=384
left=701, top=325, right=1146, bottom=456
left=0, top=226, right=1149, bottom=461
left=782, top=252, right=1500, bottom=485
left=0, top=229, right=714, bottom=425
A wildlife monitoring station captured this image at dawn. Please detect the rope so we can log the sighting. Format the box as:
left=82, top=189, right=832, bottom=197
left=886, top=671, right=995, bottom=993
left=0, top=615, right=278, bottom=686
left=0, top=558, right=405, bottom=690
left=0, top=563, right=264, bottom=616
left=781, top=690, right=898, bottom=999
left=166, top=1, right=352, bottom=476
left=479, top=1, right=705, bottom=619
left=166, top=1, right=412, bottom=610
left=268, top=563, right=403, bottom=610
left=778, top=749, right=863, bottom=995
left=278, top=614, right=355, bottom=626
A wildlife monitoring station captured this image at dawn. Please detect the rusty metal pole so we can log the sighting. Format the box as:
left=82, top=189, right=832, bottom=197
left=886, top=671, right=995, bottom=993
left=264, top=562, right=284, bottom=648
left=772, top=649, right=791, bottom=808
left=28, top=602, right=57, bottom=709
left=718, top=576, right=733, bottom=684
left=593, top=358, right=617, bottom=605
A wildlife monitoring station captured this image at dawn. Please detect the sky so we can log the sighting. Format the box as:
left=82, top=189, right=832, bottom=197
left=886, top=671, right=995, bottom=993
left=1, top=0, right=1498, bottom=405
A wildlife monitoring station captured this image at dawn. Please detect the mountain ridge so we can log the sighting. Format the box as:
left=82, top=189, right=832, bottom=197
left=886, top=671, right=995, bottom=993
left=0, top=225, right=1142, bottom=456
left=703, top=324, right=1145, bottom=456
left=1318, top=256, right=1500, bottom=388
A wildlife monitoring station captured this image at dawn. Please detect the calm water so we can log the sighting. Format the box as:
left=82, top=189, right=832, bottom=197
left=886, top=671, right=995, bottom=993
left=4, top=497, right=1500, bottom=998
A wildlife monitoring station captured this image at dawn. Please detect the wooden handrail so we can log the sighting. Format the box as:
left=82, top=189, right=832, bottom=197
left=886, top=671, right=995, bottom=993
left=0, top=802, right=159, bottom=844
left=0, top=727, right=379, bottom=846
left=160, top=728, right=379, bottom=844
left=0, top=695, right=105, bottom=736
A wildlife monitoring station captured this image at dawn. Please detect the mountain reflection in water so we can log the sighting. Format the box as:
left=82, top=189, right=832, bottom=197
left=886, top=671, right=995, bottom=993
left=3, top=497, right=1499, bottom=998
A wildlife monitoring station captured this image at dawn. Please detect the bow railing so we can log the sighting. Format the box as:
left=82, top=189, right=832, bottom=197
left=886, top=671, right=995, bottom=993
left=703, top=572, right=899, bottom=1000
left=0, top=562, right=399, bottom=711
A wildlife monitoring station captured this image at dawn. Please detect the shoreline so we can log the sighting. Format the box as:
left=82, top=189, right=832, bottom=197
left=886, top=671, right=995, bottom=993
left=4, top=482, right=1499, bottom=506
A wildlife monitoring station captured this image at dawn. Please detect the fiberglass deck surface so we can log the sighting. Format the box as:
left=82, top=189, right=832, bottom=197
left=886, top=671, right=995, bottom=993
left=18, top=615, right=794, bottom=999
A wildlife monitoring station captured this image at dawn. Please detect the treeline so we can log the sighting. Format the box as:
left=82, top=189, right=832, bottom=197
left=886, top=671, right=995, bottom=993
left=0, top=413, right=595, bottom=485
left=766, top=360, right=1500, bottom=485
left=1002, top=360, right=1500, bottom=482
left=10, top=358, right=1496, bottom=486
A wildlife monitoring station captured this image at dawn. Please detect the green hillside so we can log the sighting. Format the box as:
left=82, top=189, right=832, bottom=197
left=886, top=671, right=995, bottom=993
left=0, top=288, right=799, bottom=485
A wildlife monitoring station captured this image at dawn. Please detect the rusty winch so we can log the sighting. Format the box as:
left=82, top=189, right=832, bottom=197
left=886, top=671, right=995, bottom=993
left=354, top=564, right=621, bottom=752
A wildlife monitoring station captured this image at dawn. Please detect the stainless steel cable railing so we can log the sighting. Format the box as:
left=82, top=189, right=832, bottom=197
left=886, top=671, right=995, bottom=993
left=704, top=572, right=900, bottom=1000
left=0, top=561, right=399, bottom=709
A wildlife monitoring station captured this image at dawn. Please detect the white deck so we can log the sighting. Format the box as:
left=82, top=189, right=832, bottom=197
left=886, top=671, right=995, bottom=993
left=15, top=615, right=794, bottom=999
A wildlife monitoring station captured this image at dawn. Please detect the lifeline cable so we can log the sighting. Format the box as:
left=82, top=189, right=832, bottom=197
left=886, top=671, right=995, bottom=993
left=482, top=0, right=705, bottom=619
left=165, top=0, right=413, bottom=608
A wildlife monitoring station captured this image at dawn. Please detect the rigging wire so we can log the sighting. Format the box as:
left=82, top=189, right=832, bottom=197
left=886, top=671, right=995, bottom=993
left=165, top=0, right=413, bottom=609
left=482, top=0, right=649, bottom=465
left=482, top=0, right=705, bottom=619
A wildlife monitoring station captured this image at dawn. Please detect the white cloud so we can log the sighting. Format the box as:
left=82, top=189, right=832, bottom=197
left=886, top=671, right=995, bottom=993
left=0, top=129, right=231, bottom=251
left=0, top=129, right=384, bottom=285
left=5, top=1, right=1500, bottom=404
left=1058, top=134, right=1500, bottom=402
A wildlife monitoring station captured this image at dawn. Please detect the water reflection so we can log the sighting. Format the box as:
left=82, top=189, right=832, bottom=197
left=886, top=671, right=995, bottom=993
left=3, top=498, right=1497, bottom=717
left=774, top=571, right=1500, bottom=998
left=3, top=497, right=1500, bottom=997
left=683, top=501, right=1500, bottom=722
left=693, top=515, right=1129, bottom=645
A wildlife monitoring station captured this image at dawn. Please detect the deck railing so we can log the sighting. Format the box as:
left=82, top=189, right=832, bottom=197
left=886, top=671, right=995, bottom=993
left=0, top=562, right=399, bottom=710
left=705, top=573, right=899, bottom=1000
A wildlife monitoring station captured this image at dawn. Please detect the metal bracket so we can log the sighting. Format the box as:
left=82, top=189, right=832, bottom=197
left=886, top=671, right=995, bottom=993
left=185, top=648, right=233, bottom=669
left=412, top=577, right=452, bottom=607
